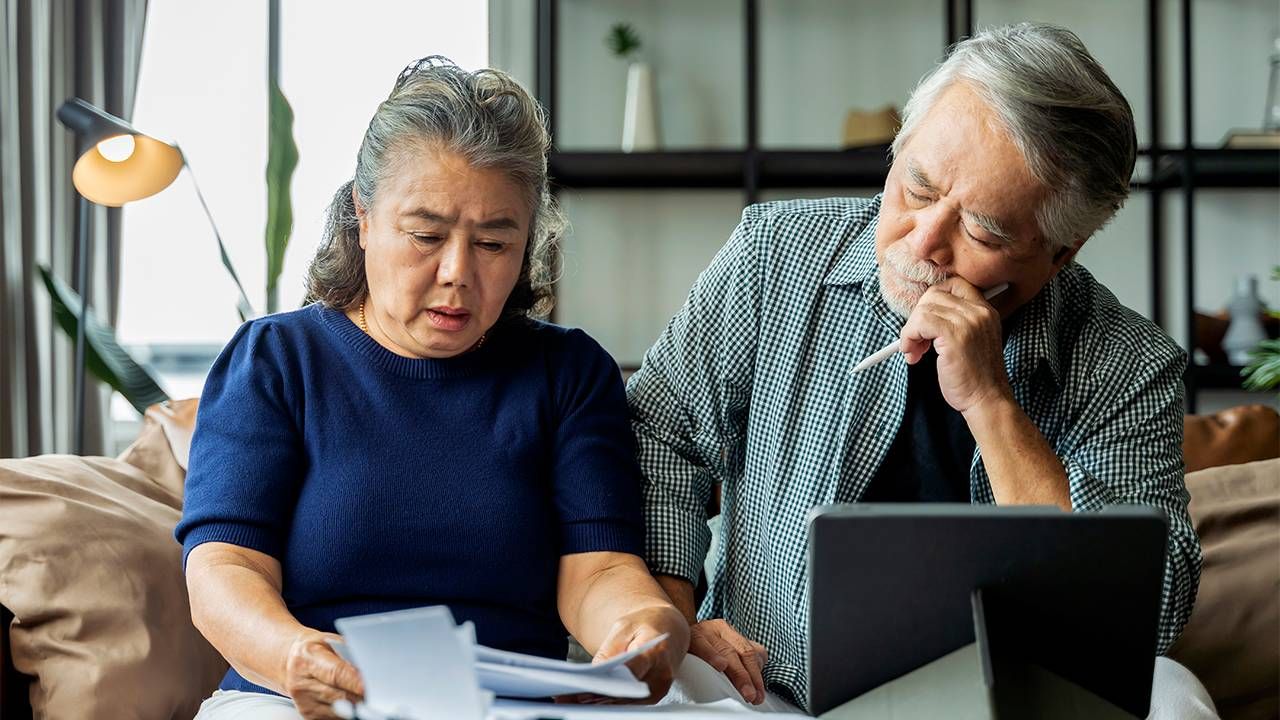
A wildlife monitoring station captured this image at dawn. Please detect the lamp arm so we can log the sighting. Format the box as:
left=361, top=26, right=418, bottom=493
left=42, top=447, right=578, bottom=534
left=181, top=150, right=256, bottom=322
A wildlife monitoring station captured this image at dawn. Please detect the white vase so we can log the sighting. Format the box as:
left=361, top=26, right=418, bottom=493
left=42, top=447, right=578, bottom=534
left=622, top=62, right=659, bottom=152
left=1223, top=275, right=1267, bottom=366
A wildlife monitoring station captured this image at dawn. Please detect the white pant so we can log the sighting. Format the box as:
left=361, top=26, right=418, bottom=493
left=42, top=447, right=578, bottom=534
left=193, top=656, right=1218, bottom=719
left=660, top=655, right=1219, bottom=719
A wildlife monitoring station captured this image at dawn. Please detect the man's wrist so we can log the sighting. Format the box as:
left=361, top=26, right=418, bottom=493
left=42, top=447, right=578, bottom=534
left=655, top=574, right=699, bottom=625
left=961, top=385, right=1018, bottom=435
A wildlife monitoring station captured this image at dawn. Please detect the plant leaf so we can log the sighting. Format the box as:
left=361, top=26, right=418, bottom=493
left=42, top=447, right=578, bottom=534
left=1241, top=338, right=1280, bottom=392
left=264, top=77, right=299, bottom=314
left=38, top=265, right=169, bottom=414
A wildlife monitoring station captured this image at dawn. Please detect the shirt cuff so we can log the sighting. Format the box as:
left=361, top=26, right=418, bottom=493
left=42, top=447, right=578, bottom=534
left=180, top=522, right=284, bottom=570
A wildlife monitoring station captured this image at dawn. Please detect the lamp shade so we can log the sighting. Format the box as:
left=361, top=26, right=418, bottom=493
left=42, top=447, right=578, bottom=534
left=56, top=98, right=183, bottom=207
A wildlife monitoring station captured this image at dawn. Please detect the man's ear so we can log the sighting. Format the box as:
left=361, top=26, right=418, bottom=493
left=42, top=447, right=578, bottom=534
left=1050, top=239, right=1084, bottom=273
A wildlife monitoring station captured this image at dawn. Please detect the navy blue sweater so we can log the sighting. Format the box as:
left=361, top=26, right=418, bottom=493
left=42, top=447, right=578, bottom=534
left=175, top=304, right=644, bottom=694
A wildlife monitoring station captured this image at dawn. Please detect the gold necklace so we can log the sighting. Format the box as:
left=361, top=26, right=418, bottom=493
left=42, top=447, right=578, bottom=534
left=358, top=297, right=488, bottom=350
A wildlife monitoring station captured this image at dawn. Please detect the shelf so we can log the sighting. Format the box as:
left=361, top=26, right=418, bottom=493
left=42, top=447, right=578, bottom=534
left=549, top=147, right=1175, bottom=191
left=1152, top=149, right=1280, bottom=189
left=549, top=151, right=744, bottom=189
left=1189, top=363, right=1267, bottom=391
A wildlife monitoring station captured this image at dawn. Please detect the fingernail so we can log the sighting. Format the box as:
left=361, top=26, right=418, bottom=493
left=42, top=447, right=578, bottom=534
left=741, top=686, right=755, bottom=701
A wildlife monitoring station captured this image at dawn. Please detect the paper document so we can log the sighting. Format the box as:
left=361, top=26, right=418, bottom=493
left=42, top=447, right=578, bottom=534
left=332, top=606, right=667, bottom=719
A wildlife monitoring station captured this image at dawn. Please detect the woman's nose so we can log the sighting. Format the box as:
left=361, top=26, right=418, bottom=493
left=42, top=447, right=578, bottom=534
left=435, top=237, right=472, bottom=287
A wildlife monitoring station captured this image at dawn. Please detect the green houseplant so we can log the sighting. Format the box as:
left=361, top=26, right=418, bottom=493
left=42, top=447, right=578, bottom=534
left=45, top=6, right=298, bottom=413
left=1241, top=265, right=1280, bottom=392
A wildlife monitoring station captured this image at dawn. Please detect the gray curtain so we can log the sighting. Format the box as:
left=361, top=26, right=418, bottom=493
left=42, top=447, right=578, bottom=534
left=0, top=0, right=149, bottom=457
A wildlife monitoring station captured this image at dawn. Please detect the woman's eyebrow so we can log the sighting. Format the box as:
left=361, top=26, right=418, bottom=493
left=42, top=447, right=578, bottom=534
left=401, top=207, right=519, bottom=230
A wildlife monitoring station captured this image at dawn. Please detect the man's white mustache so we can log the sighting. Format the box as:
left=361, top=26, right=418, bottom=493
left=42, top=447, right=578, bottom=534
left=884, top=242, right=949, bottom=286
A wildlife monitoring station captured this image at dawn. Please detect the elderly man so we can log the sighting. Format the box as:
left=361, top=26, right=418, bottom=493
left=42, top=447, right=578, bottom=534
left=630, top=23, right=1214, bottom=719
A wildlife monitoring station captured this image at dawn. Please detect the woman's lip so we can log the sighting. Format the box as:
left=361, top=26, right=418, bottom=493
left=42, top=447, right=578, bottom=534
left=426, top=308, right=470, bottom=331
left=429, top=306, right=469, bottom=315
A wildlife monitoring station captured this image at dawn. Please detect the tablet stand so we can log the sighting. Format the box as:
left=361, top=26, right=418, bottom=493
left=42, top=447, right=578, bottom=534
left=817, top=589, right=1141, bottom=720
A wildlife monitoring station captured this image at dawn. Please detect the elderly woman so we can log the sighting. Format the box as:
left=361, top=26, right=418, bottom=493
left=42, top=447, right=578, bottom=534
left=176, top=57, right=689, bottom=719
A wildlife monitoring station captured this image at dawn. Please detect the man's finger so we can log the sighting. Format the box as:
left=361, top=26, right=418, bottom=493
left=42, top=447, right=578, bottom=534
left=719, top=652, right=757, bottom=704
left=690, top=633, right=730, bottom=672
left=724, top=636, right=765, bottom=702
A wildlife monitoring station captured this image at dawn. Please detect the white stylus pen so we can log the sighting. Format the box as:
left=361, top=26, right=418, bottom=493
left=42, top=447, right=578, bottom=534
left=851, top=282, right=1010, bottom=373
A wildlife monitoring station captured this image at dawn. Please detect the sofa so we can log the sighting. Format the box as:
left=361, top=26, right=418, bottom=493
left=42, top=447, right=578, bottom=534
left=1, top=401, right=1277, bottom=719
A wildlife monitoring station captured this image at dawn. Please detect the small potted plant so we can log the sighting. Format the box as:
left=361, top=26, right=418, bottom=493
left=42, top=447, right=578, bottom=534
left=607, top=23, right=659, bottom=152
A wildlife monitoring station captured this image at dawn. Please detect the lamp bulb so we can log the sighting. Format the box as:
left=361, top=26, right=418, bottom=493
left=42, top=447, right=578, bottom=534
left=96, top=134, right=136, bottom=162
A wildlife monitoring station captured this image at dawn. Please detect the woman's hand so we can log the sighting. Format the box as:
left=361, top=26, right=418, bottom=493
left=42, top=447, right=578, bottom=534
left=564, top=605, right=690, bottom=704
left=283, top=631, right=365, bottom=719
left=687, top=619, right=768, bottom=705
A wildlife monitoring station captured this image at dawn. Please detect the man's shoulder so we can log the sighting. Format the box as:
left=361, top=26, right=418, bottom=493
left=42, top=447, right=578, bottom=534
left=1057, top=264, right=1186, bottom=380
left=743, top=195, right=880, bottom=231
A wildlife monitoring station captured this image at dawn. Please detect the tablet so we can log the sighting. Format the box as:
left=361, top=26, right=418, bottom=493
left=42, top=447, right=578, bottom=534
left=807, top=504, right=1167, bottom=716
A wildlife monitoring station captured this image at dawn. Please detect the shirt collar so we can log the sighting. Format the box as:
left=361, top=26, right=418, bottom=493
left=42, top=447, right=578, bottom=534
left=1003, top=266, right=1066, bottom=389
left=822, top=194, right=883, bottom=288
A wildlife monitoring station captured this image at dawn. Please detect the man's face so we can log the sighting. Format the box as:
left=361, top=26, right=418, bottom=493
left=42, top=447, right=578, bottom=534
left=875, top=81, right=1079, bottom=318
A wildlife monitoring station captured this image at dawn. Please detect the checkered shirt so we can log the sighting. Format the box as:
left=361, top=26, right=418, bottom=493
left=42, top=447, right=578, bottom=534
left=626, top=194, right=1201, bottom=709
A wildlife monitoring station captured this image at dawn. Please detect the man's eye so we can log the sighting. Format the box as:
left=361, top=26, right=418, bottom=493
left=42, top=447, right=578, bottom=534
left=966, top=230, right=1001, bottom=250
left=905, top=188, right=932, bottom=204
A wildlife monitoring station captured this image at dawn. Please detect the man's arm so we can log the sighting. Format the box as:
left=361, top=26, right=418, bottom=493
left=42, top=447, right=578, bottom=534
left=901, top=278, right=1200, bottom=649
left=627, top=206, right=770, bottom=703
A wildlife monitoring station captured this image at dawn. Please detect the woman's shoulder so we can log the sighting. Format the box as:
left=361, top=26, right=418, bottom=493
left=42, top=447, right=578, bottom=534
left=511, top=318, right=612, bottom=361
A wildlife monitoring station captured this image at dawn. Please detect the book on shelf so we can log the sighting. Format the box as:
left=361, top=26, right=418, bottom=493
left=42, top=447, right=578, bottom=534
left=1222, top=129, right=1280, bottom=149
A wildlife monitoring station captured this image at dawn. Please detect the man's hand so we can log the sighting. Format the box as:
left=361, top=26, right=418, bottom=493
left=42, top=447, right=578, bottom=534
left=282, top=631, right=364, bottom=719
left=687, top=619, right=768, bottom=705
left=899, top=277, right=1012, bottom=415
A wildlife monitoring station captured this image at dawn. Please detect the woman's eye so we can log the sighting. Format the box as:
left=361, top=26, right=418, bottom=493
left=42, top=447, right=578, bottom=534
left=410, top=234, right=442, bottom=243
left=476, top=241, right=504, bottom=252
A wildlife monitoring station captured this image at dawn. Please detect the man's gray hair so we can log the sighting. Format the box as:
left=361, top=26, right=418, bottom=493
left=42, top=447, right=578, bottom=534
left=306, top=56, right=565, bottom=317
left=891, top=23, right=1137, bottom=251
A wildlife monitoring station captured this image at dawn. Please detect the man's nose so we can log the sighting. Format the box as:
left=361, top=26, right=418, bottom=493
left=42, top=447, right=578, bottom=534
left=908, top=205, right=954, bottom=266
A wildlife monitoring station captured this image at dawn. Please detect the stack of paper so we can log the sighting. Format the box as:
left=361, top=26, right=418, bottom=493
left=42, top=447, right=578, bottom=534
left=330, top=605, right=659, bottom=720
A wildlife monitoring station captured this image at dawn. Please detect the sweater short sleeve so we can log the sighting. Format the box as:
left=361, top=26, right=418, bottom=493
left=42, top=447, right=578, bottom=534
left=174, top=319, right=306, bottom=566
left=548, top=328, right=645, bottom=557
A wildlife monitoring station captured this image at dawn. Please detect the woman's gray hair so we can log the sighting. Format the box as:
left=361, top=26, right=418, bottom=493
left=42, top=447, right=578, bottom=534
left=891, top=23, right=1137, bottom=251
left=305, top=56, right=565, bottom=318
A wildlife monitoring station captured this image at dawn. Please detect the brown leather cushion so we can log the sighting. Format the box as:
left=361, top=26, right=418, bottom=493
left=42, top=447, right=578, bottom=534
left=1169, top=458, right=1280, bottom=720
left=1184, top=405, right=1280, bottom=473
left=0, top=454, right=226, bottom=718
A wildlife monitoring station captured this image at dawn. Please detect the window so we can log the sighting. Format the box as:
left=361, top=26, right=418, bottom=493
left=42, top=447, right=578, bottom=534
left=113, top=0, right=487, bottom=448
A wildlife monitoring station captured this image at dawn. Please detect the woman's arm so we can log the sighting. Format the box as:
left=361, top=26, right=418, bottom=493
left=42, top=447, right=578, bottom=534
left=558, top=551, right=690, bottom=703
left=186, top=542, right=363, bottom=716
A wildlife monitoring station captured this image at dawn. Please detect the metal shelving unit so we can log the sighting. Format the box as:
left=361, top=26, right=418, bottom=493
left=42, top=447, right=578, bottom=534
left=534, top=0, right=1279, bottom=405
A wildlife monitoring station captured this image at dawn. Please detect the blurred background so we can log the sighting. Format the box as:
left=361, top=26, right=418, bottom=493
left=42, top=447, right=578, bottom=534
left=3, top=0, right=1277, bottom=456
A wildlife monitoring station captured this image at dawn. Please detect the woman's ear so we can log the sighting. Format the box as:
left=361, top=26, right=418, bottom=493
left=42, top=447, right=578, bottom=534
left=353, top=186, right=369, bottom=250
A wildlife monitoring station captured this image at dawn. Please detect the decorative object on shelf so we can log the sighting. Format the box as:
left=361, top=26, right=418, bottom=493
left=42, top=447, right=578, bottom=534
left=607, top=23, right=659, bottom=152
left=1222, top=34, right=1280, bottom=148
left=842, top=106, right=899, bottom=149
left=1266, top=34, right=1280, bottom=131
left=1242, top=266, right=1280, bottom=392
left=1223, top=274, right=1269, bottom=366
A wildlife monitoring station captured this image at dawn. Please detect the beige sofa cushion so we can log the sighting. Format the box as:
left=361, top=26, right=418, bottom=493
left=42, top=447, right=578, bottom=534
left=0, top=454, right=226, bottom=719
left=1170, top=458, right=1280, bottom=720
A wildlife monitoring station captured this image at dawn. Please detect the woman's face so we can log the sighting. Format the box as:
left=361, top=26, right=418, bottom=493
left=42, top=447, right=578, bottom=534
left=356, top=145, right=531, bottom=359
